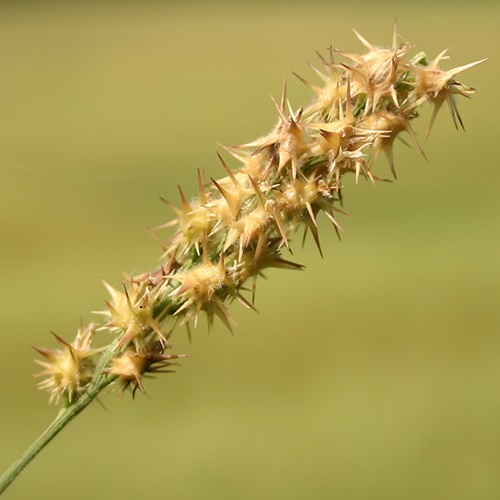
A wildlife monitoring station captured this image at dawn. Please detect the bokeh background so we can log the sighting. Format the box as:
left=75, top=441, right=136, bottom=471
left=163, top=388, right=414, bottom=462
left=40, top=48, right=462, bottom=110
left=0, top=1, right=498, bottom=499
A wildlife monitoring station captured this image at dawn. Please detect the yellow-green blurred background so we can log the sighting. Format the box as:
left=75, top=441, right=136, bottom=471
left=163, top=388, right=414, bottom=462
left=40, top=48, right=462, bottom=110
left=0, top=1, right=498, bottom=499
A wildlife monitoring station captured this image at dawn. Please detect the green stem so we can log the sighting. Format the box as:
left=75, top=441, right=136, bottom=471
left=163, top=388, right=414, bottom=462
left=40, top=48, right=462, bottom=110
left=0, top=340, right=119, bottom=495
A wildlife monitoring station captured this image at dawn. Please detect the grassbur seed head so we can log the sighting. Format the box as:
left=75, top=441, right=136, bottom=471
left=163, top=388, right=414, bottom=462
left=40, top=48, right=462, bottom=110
left=33, top=28, right=485, bottom=401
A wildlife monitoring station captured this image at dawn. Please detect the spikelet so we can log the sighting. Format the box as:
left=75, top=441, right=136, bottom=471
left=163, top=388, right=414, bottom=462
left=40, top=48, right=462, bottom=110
left=108, top=340, right=185, bottom=397
left=404, top=50, right=487, bottom=136
left=98, top=278, right=167, bottom=350
left=33, top=323, right=101, bottom=404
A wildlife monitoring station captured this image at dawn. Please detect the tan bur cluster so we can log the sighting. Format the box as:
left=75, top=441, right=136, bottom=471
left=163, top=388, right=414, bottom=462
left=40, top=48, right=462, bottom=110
left=34, top=29, right=484, bottom=404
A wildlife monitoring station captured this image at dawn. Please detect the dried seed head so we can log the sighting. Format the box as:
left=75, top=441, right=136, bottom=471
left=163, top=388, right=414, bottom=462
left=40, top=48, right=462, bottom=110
left=34, top=29, right=484, bottom=402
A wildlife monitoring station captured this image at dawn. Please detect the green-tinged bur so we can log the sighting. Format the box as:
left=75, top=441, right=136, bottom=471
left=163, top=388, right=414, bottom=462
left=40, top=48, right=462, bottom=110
left=32, top=28, right=485, bottom=403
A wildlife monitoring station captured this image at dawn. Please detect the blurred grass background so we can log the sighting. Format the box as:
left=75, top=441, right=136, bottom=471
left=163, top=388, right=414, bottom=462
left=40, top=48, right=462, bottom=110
left=0, top=1, right=499, bottom=499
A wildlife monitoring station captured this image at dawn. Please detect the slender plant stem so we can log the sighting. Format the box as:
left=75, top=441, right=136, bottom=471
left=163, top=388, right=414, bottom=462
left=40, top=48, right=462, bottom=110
left=0, top=341, right=118, bottom=495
